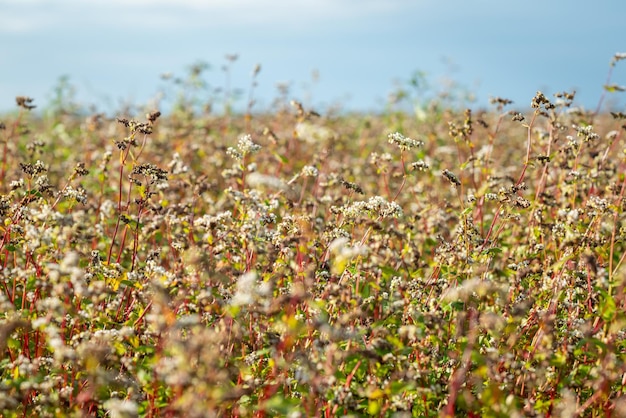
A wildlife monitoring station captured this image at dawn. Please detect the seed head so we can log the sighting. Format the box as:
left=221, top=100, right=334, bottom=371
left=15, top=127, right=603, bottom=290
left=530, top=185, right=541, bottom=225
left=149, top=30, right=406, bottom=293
left=16, top=96, right=36, bottom=110
left=442, top=169, right=461, bottom=186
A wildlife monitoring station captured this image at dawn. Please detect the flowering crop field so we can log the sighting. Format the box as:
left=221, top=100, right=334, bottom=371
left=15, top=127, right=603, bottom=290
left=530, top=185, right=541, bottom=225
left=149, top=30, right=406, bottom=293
left=1, top=56, right=626, bottom=417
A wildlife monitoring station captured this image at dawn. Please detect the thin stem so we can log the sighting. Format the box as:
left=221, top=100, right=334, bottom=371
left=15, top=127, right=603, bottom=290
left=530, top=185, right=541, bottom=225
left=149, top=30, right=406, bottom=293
left=107, top=145, right=132, bottom=264
left=515, top=112, right=538, bottom=187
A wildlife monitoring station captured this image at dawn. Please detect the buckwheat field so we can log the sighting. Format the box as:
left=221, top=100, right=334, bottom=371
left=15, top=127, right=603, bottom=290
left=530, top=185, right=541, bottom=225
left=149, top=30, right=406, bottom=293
left=1, top=54, right=626, bottom=417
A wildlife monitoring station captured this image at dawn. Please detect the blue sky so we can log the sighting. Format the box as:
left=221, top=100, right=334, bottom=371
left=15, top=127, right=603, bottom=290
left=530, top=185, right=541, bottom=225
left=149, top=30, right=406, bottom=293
left=1, top=0, right=625, bottom=114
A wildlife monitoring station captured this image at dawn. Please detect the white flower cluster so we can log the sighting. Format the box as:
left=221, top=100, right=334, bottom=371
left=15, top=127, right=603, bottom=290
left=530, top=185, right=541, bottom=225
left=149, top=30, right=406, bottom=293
left=566, top=135, right=579, bottom=149
left=614, top=52, right=626, bottom=61
left=332, top=196, right=403, bottom=219
left=410, top=160, right=430, bottom=171
left=366, top=196, right=403, bottom=218
left=387, top=132, right=424, bottom=151
left=563, top=208, right=580, bottom=225
left=586, top=196, right=610, bottom=213
left=573, top=124, right=600, bottom=142
left=226, top=134, right=261, bottom=160
left=301, top=165, right=319, bottom=177
left=193, top=211, right=232, bottom=235
left=47, top=251, right=86, bottom=296
left=230, top=271, right=272, bottom=307
left=168, top=152, right=189, bottom=175
left=246, top=172, right=287, bottom=191
left=103, top=399, right=138, bottom=418
left=62, top=185, right=88, bottom=205
left=369, top=152, right=393, bottom=165
left=10, top=178, right=24, bottom=190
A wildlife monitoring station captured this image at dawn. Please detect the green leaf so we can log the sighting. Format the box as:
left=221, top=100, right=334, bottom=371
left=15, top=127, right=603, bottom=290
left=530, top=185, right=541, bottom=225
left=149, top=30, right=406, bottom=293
left=27, top=189, right=42, bottom=197
left=263, top=394, right=302, bottom=415
left=598, top=289, right=616, bottom=322
left=483, top=247, right=502, bottom=256
left=272, top=152, right=288, bottom=164
left=380, top=265, right=400, bottom=279
left=449, top=301, right=465, bottom=311
left=388, top=380, right=415, bottom=396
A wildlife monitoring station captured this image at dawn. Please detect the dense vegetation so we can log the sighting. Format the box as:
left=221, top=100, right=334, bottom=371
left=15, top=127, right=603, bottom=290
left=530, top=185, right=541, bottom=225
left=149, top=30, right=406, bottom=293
left=1, top=54, right=626, bottom=417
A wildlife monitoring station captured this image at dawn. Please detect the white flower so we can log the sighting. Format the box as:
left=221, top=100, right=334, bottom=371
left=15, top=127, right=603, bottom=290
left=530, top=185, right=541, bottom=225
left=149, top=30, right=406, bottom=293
left=301, top=165, right=319, bottom=177
left=246, top=172, right=287, bottom=191
left=295, top=122, right=336, bottom=144
left=103, top=398, right=139, bottom=418
left=410, top=160, right=430, bottom=171
left=566, top=209, right=579, bottom=224
left=230, top=271, right=264, bottom=306
left=168, top=152, right=189, bottom=174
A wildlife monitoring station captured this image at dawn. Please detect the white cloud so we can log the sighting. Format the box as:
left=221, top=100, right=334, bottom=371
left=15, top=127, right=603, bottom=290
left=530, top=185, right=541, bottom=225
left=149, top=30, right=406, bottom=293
left=0, top=0, right=413, bottom=33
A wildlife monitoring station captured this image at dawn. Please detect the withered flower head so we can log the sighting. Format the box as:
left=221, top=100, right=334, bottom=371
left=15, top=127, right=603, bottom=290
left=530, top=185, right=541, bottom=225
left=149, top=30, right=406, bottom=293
left=489, top=96, right=513, bottom=107
left=442, top=169, right=461, bottom=186
left=147, top=111, right=161, bottom=124
left=74, top=162, right=89, bottom=176
left=117, top=117, right=130, bottom=127
left=16, top=96, right=36, bottom=110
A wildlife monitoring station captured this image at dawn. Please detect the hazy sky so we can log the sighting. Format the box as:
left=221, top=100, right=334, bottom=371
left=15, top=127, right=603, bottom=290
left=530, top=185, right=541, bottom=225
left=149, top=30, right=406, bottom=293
left=1, top=0, right=625, bottom=114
